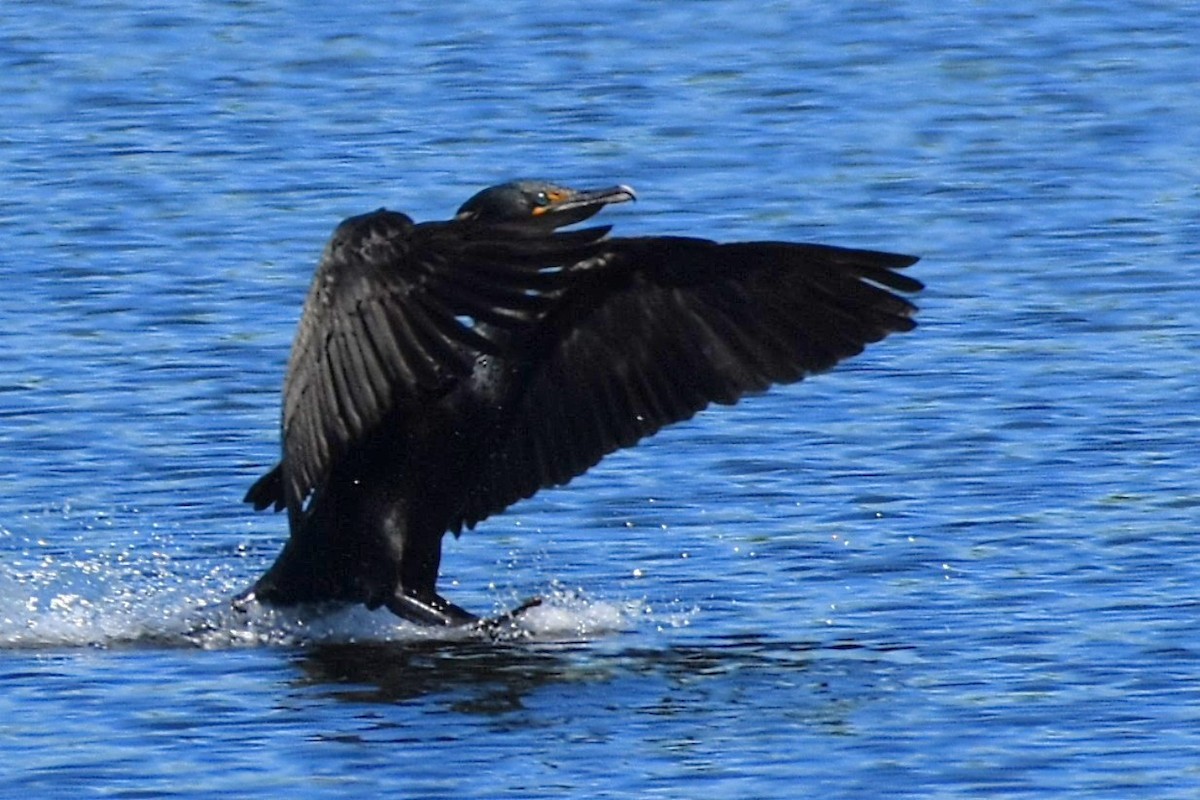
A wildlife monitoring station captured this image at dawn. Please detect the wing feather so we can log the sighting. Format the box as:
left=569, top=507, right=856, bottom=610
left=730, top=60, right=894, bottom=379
left=455, top=237, right=921, bottom=529
left=248, top=209, right=611, bottom=510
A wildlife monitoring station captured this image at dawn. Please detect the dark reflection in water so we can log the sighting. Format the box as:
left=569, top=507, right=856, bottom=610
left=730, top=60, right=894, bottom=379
left=295, top=639, right=599, bottom=710
left=292, top=633, right=913, bottom=713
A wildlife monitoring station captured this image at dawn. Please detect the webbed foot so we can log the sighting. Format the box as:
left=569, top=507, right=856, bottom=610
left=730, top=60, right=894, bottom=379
left=473, top=596, right=544, bottom=637
left=231, top=587, right=256, bottom=613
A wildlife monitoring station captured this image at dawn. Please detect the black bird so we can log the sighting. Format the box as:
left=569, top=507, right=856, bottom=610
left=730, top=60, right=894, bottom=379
left=240, top=180, right=922, bottom=627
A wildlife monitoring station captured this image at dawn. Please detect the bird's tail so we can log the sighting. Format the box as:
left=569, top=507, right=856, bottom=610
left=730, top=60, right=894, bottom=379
left=244, top=463, right=285, bottom=511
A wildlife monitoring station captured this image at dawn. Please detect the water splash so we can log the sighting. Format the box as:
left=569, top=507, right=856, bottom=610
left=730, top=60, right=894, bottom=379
left=0, top=543, right=640, bottom=650
left=184, top=589, right=636, bottom=649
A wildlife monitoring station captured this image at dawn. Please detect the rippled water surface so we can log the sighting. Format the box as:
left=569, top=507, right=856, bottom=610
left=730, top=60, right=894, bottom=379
left=2, top=1, right=1198, bottom=797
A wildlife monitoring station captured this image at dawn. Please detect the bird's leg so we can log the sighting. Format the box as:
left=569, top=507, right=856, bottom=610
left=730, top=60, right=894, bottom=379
left=383, top=588, right=544, bottom=632
left=384, top=588, right=479, bottom=627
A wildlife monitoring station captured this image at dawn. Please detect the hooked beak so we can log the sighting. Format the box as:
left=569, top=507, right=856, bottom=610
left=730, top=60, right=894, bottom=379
left=531, top=184, right=637, bottom=225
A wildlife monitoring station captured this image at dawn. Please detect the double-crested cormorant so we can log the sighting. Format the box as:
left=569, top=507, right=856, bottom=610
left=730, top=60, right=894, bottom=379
left=240, top=180, right=921, bottom=627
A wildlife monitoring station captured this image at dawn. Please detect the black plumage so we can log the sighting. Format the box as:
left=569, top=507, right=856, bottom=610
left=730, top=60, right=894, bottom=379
left=240, top=180, right=922, bottom=627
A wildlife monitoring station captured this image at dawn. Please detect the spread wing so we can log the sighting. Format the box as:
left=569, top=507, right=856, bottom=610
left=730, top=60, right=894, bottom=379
left=245, top=209, right=611, bottom=511
left=454, top=236, right=921, bottom=530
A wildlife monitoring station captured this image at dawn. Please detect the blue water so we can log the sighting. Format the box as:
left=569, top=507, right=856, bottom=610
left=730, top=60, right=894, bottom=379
left=2, top=0, right=1198, bottom=796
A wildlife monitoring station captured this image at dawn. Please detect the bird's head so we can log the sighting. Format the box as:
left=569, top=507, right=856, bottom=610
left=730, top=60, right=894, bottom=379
left=456, top=180, right=636, bottom=229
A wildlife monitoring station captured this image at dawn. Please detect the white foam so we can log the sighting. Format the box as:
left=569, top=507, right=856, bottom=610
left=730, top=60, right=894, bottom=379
left=190, top=588, right=638, bottom=648
left=0, top=558, right=646, bottom=649
left=506, top=591, right=633, bottom=639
